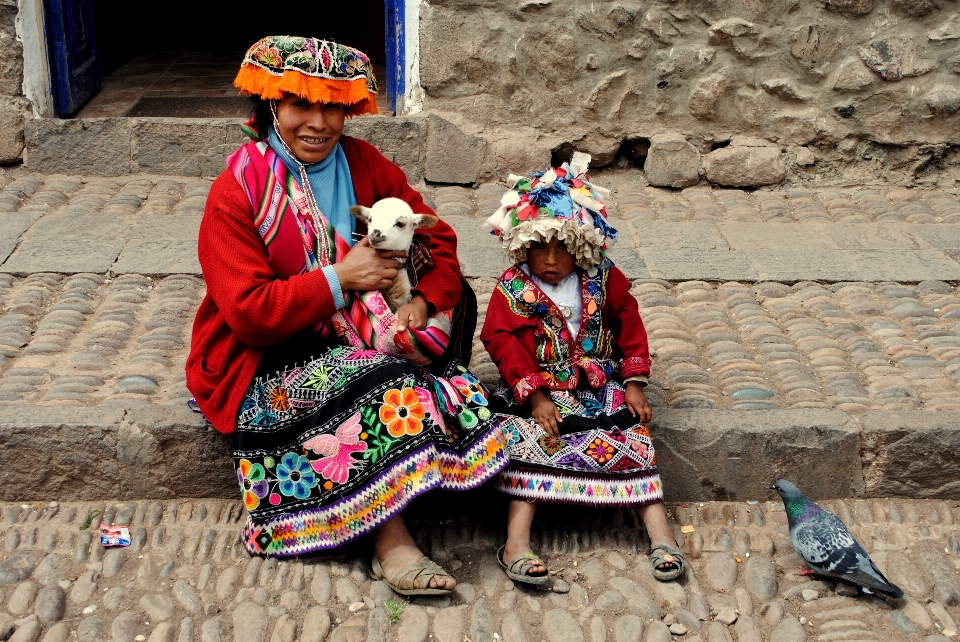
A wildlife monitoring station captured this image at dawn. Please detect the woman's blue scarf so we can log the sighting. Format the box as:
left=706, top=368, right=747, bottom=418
left=267, top=125, right=357, bottom=247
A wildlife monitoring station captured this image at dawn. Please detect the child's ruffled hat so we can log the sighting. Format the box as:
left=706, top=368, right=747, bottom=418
left=234, top=36, right=378, bottom=116
left=484, top=152, right=618, bottom=269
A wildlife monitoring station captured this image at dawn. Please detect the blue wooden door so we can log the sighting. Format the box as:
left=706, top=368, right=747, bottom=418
left=384, top=0, right=404, bottom=112
left=45, top=0, right=102, bottom=116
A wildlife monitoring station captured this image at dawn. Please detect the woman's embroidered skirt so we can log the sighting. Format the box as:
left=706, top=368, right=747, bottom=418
left=233, top=346, right=508, bottom=557
left=491, top=380, right=663, bottom=506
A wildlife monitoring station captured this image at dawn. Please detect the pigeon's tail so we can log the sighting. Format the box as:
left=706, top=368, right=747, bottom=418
left=861, top=563, right=904, bottom=600
left=878, top=580, right=904, bottom=600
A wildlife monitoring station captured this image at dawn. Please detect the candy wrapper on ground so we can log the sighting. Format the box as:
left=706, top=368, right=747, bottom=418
left=99, top=523, right=131, bottom=547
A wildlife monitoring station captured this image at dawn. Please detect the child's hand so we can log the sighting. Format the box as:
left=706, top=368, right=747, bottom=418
left=625, top=381, right=652, bottom=424
left=396, top=294, right=428, bottom=332
left=529, top=389, right=562, bottom=437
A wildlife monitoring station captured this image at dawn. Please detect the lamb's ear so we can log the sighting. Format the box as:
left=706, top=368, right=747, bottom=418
left=349, top=205, right=372, bottom=223
left=413, top=214, right=439, bottom=229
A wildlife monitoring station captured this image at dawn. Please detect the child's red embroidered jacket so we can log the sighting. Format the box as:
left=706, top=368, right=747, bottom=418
left=480, top=263, right=651, bottom=404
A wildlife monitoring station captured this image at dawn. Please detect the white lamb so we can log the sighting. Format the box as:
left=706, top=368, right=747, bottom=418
left=349, top=197, right=438, bottom=312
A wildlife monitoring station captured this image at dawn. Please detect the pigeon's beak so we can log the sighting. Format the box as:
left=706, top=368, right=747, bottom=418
left=769, top=483, right=777, bottom=490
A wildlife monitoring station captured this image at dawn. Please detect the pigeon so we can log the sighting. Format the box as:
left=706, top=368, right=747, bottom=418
left=772, top=479, right=903, bottom=599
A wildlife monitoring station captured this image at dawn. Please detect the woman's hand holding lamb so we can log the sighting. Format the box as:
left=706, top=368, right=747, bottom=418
left=334, top=236, right=407, bottom=291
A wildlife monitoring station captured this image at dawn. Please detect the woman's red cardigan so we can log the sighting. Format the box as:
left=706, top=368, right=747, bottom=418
left=186, top=136, right=463, bottom=434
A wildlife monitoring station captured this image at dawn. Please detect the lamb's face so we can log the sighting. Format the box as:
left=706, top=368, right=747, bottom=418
left=349, top=197, right=438, bottom=252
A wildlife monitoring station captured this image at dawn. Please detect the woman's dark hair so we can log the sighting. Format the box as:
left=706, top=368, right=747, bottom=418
left=251, top=98, right=273, bottom=141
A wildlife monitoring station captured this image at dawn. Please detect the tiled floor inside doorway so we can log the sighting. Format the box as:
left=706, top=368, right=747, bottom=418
left=73, top=52, right=391, bottom=118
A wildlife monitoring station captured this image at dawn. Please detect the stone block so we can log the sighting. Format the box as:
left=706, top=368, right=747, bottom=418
left=742, top=249, right=859, bottom=281
left=1, top=209, right=132, bottom=273
left=844, top=250, right=960, bottom=281
left=761, top=79, right=811, bottom=102
left=605, top=246, right=650, bottom=279
left=861, top=412, right=960, bottom=498
left=575, top=133, right=622, bottom=168
left=443, top=215, right=512, bottom=278
left=345, top=116, right=425, bottom=184
left=494, top=137, right=551, bottom=181
left=0, top=402, right=234, bottom=501
left=644, top=133, right=700, bottom=188
left=908, top=225, right=960, bottom=249
left=635, top=222, right=729, bottom=250
left=0, top=28, right=22, bottom=96
left=1, top=238, right=127, bottom=274
left=653, top=409, right=863, bottom=501
left=689, top=73, right=730, bottom=120
left=703, top=146, right=785, bottom=187
left=127, top=216, right=202, bottom=242
left=824, top=0, right=875, bottom=15
left=858, top=37, right=935, bottom=81
left=831, top=58, right=875, bottom=92
left=132, top=120, right=236, bottom=176
left=924, top=86, right=960, bottom=116
left=719, top=223, right=838, bottom=250
left=640, top=248, right=756, bottom=281
left=0, top=96, right=28, bottom=163
left=25, top=118, right=136, bottom=175
left=111, top=240, right=202, bottom=276
left=424, top=115, right=485, bottom=185
left=0, top=212, right=42, bottom=264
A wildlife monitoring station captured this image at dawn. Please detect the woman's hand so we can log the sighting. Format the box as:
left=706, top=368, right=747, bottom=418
left=396, top=294, right=429, bottom=332
left=334, top=237, right=407, bottom=292
left=625, top=381, right=652, bottom=424
left=529, top=389, right=562, bottom=437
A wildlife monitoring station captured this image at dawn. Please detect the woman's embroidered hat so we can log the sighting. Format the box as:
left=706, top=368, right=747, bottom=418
left=484, top=152, right=618, bottom=269
left=235, top=36, right=378, bottom=116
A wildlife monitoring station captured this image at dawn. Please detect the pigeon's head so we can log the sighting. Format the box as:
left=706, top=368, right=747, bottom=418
left=771, top=479, right=805, bottom=502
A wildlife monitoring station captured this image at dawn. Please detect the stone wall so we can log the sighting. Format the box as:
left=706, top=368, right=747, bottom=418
left=418, top=0, right=960, bottom=188
left=0, top=0, right=28, bottom=163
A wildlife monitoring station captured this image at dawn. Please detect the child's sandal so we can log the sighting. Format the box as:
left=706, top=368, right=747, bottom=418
left=650, top=545, right=686, bottom=582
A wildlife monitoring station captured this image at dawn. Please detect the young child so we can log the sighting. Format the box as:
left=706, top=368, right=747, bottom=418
left=480, top=153, right=684, bottom=584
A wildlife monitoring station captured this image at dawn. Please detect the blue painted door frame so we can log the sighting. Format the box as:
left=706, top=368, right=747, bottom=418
left=44, top=0, right=102, bottom=116
left=384, top=0, right=405, bottom=112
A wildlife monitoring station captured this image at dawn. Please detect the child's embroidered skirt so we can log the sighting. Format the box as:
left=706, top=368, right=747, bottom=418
left=490, top=380, right=663, bottom=506
left=232, top=346, right=509, bottom=557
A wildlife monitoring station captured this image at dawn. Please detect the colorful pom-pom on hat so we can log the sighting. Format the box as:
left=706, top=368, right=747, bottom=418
left=235, top=36, right=378, bottom=116
left=483, top=152, right=618, bottom=269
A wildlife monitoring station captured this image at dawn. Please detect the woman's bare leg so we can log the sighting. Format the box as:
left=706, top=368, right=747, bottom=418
left=504, top=500, right=546, bottom=575
left=636, top=502, right=679, bottom=570
left=374, top=513, right=455, bottom=590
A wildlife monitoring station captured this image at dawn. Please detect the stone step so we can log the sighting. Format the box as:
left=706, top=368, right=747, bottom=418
left=0, top=272, right=959, bottom=500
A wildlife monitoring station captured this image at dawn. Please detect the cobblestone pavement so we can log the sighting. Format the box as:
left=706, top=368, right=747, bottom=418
left=2, top=272, right=959, bottom=414
left=0, top=171, right=959, bottom=641
left=0, top=498, right=957, bottom=642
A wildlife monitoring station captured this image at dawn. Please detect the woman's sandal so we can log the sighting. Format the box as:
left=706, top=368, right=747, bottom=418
left=497, top=545, right=550, bottom=586
left=650, top=544, right=686, bottom=582
left=371, top=556, right=455, bottom=596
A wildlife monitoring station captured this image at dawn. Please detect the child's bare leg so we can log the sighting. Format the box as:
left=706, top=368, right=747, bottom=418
left=505, top=500, right=546, bottom=575
left=636, top=502, right=679, bottom=570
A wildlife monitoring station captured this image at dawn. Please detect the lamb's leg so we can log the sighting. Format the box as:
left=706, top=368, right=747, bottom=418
left=384, top=270, right=412, bottom=313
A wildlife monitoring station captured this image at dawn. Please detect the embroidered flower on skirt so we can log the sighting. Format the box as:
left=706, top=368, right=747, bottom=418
left=233, top=347, right=511, bottom=557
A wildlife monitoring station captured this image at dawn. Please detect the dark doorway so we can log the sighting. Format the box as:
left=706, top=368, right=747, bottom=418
left=75, top=0, right=388, bottom=118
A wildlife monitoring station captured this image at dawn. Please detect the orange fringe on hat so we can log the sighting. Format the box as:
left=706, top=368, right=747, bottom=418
left=234, top=64, right=378, bottom=116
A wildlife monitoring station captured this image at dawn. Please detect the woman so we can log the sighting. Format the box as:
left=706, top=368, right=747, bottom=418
left=186, top=36, right=508, bottom=595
